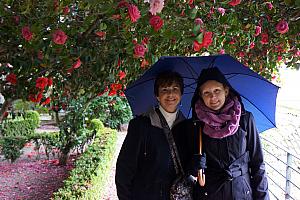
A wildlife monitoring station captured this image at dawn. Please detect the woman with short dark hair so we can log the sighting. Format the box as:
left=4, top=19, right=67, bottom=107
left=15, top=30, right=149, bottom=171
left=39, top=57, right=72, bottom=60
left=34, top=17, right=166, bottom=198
left=116, top=71, right=187, bottom=200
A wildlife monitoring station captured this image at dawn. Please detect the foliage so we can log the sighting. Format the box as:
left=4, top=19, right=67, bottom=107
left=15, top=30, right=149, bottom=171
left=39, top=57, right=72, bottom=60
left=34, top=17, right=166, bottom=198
left=86, top=95, right=132, bottom=129
left=24, top=110, right=40, bottom=128
left=0, top=136, right=27, bottom=162
left=1, top=118, right=36, bottom=137
left=52, top=127, right=117, bottom=199
left=88, top=118, right=104, bottom=131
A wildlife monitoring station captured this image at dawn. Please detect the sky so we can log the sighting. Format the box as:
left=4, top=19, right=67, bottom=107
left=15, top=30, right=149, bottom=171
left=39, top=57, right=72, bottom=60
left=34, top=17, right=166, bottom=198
left=276, top=67, right=300, bottom=110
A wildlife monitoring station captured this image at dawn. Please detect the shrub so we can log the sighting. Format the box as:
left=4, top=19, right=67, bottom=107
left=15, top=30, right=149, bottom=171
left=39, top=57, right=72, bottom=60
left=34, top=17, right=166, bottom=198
left=52, top=128, right=117, bottom=199
left=1, top=118, right=36, bottom=137
left=24, top=110, right=40, bottom=128
left=89, top=119, right=104, bottom=132
left=0, top=136, right=27, bottom=162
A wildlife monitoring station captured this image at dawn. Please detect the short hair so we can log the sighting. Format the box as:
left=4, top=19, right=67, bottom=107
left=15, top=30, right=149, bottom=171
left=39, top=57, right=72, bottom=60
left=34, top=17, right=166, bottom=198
left=154, top=71, right=184, bottom=96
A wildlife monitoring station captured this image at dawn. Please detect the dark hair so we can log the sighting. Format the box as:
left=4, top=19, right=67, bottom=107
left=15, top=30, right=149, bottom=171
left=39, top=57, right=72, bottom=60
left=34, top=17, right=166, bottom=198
left=154, top=71, right=184, bottom=96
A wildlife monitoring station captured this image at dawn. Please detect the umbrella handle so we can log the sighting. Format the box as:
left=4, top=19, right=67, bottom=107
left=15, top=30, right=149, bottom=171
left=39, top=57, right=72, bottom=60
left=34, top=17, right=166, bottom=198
left=197, top=127, right=205, bottom=186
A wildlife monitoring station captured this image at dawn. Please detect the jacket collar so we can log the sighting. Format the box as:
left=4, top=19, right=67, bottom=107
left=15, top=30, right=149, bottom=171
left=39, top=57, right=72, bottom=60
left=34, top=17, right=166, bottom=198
left=143, top=107, right=186, bottom=129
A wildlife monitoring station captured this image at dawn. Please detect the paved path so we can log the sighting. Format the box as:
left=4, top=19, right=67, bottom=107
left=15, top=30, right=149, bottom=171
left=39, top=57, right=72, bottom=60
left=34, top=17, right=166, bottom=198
left=102, top=131, right=126, bottom=200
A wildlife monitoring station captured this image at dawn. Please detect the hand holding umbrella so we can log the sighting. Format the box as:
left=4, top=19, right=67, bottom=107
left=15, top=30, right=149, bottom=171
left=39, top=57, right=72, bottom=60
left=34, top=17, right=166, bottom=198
left=198, top=127, right=205, bottom=186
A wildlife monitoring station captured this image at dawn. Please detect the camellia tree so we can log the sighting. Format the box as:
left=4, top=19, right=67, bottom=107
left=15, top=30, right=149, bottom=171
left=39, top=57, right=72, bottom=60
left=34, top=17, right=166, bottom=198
left=0, top=0, right=299, bottom=163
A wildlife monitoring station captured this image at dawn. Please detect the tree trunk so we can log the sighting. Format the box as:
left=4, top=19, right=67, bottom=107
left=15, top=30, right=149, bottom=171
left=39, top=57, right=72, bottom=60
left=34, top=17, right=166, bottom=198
left=0, top=98, right=12, bottom=123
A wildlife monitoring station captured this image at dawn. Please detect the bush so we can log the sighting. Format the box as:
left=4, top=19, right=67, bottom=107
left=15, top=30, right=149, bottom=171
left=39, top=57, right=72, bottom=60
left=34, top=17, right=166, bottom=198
left=89, top=119, right=104, bottom=131
left=1, top=118, right=36, bottom=137
left=24, top=110, right=40, bottom=128
left=52, top=128, right=117, bottom=199
left=0, top=136, right=27, bottom=162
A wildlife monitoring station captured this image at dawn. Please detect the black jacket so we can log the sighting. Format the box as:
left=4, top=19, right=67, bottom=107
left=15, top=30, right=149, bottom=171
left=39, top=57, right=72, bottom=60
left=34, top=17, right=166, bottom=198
left=115, top=108, right=186, bottom=200
left=174, top=111, right=269, bottom=200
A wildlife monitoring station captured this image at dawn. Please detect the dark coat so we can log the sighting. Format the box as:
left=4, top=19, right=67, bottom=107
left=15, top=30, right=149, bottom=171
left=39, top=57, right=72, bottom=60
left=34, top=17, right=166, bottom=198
left=174, top=111, right=269, bottom=200
left=115, top=108, right=186, bottom=200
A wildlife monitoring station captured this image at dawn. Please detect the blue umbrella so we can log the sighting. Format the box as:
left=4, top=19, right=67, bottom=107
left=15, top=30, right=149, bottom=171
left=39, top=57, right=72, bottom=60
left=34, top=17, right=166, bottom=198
left=125, top=54, right=279, bottom=133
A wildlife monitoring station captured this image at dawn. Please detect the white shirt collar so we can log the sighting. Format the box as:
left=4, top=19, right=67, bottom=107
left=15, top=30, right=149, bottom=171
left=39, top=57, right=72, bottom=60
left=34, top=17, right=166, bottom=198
left=159, top=105, right=178, bottom=129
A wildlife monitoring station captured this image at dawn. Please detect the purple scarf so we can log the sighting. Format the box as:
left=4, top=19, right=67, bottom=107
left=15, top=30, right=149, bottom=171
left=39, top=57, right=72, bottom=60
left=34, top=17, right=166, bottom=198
left=195, top=96, right=242, bottom=139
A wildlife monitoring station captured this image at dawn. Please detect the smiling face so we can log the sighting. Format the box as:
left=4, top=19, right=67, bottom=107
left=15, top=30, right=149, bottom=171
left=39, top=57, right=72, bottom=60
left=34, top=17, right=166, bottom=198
left=199, top=80, right=229, bottom=111
left=156, top=83, right=182, bottom=113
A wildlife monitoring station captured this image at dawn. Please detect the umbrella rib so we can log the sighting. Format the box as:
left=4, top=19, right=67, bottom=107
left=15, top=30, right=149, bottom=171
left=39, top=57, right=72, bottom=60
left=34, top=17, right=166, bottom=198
left=240, top=94, right=277, bottom=128
left=178, top=57, right=199, bottom=79
left=126, top=77, right=155, bottom=90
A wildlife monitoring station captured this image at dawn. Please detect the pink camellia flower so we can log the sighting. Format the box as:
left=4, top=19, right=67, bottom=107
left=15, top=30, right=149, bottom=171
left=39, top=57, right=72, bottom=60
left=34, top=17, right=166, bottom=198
left=217, top=7, right=226, bottom=16
left=6, top=73, right=17, bottom=85
left=249, top=42, right=255, bottom=49
left=260, top=33, right=269, bottom=44
left=194, top=18, right=203, bottom=25
left=277, top=55, right=282, bottom=61
left=295, top=50, right=300, bottom=57
left=63, top=6, right=70, bottom=15
left=149, top=0, right=164, bottom=15
left=72, top=58, right=81, bottom=69
left=134, top=43, right=147, bottom=58
left=266, top=2, right=273, bottom=10
left=52, top=29, right=68, bottom=45
left=219, top=49, right=225, bottom=54
left=254, top=26, right=261, bottom=37
left=149, top=15, right=164, bottom=31
left=238, top=51, right=245, bottom=58
left=142, top=37, right=150, bottom=45
left=118, top=70, right=126, bottom=80
left=228, top=0, right=241, bottom=6
left=13, top=16, right=20, bottom=25
left=128, top=4, right=141, bottom=23
left=276, top=20, right=289, bottom=34
left=22, top=26, right=33, bottom=41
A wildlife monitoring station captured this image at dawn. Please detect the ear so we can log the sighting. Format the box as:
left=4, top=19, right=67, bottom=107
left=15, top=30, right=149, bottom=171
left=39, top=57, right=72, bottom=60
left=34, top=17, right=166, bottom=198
left=225, top=86, right=229, bottom=97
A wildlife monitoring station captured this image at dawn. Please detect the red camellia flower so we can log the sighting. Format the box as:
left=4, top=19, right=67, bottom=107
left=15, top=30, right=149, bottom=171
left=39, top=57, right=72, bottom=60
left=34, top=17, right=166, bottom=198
left=108, top=90, right=117, bottom=96
left=149, top=15, right=164, bottom=31
left=48, top=78, right=53, bottom=86
left=110, top=83, right=123, bottom=91
left=72, top=58, right=81, bottom=69
left=63, top=6, right=70, bottom=15
left=97, top=86, right=109, bottom=96
left=128, top=4, right=141, bottom=23
left=260, top=33, right=269, bottom=44
left=249, top=42, right=255, bottom=49
left=193, top=32, right=213, bottom=51
left=202, top=32, right=213, bottom=48
left=134, top=44, right=147, bottom=58
left=41, top=97, right=51, bottom=106
left=118, top=0, right=129, bottom=8
left=6, top=73, right=17, bottom=85
left=22, top=26, right=33, bottom=41
left=36, top=77, right=49, bottom=90
left=228, top=0, right=241, bottom=6
left=52, top=29, right=68, bottom=45
left=13, top=16, right=20, bottom=25
left=118, top=71, right=126, bottom=80
left=38, top=50, right=44, bottom=60
left=95, top=31, right=106, bottom=38
left=276, top=20, right=289, bottom=34
left=193, top=40, right=201, bottom=52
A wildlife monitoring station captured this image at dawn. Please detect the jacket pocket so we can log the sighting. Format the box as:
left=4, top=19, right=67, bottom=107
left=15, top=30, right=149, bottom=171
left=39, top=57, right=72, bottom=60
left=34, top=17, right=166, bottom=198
left=233, top=175, right=253, bottom=200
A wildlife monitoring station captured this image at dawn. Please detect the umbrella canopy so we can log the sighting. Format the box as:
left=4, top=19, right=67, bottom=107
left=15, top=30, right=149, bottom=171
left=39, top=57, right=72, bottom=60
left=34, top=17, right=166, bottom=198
left=125, top=54, right=279, bottom=133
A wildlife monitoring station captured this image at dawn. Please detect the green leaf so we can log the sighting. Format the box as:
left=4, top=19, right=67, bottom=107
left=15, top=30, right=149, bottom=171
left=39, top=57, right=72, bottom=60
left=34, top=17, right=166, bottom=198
left=189, top=8, right=198, bottom=19
left=195, top=32, right=203, bottom=43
